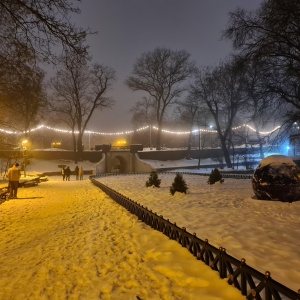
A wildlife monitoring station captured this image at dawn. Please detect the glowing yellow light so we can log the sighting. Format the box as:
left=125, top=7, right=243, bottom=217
left=0, top=123, right=281, bottom=137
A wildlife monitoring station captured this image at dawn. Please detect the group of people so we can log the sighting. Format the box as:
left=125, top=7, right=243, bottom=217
left=61, top=166, right=84, bottom=181
left=5, top=162, right=85, bottom=199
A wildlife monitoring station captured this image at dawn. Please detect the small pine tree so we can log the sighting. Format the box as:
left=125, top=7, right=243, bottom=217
left=146, top=170, right=161, bottom=187
left=170, top=173, right=188, bottom=195
left=207, top=168, right=224, bottom=185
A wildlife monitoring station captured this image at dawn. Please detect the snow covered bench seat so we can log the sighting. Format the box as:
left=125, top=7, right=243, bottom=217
left=19, top=177, right=40, bottom=188
left=0, top=187, right=9, bottom=201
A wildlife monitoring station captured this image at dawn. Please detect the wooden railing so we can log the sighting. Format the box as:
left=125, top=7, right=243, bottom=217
left=90, top=176, right=300, bottom=300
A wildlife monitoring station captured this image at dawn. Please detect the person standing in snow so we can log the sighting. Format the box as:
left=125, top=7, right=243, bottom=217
left=7, top=162, right=21, bottom=199
left=79, top=166, right=84, bottom=180
left=74, top=165, right=79, bottom=180
left=61, top=167, right=66, bottom=181
left=65, top=166, right=71, bottom=181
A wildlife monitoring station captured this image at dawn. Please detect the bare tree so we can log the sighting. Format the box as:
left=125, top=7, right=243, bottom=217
left=224, top=0, right=300, bottom=127
left=0, top=0, right=90, bottom=65
left=0, top=0, right=91, bottom=135
left=129, top=97, right=156, bottom=128
left=49, top=52, right=116, bottom=161
left=239, top=57, right=285, bottom=158
left=175, top=95, right=200, bottom=151
left=1, top=64, right=46, bottom=134
left=191, top=58, right=247, bottom=168
left=126, top=47, right=195, bottom=150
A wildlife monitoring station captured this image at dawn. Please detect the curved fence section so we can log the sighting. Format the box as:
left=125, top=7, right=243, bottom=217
left=90, top=176, right=299, bottom=300
left=168, top=171, right=253, bottom=180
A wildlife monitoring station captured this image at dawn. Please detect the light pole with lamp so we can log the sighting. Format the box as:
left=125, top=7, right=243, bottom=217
left=21, top=139, right=28, bottom=177
left=149, top=125, right=152, bottom=149
left=225, top=139, right=234, bottom=169
left=197, top=128, right=201, bottom=169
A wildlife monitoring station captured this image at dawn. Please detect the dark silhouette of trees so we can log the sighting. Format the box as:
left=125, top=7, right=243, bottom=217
left=239, top=57, right=284, bottom=159
left=175, top=95, right=200, bottom=151
left=191, top=57, right=247, bottom=168
left=0, top=55, right=46, bottom=147
left=224, top=0, right=300, bottom=126
left=0, top=0, right=89, bottom=66
left=49, top=52, right=116, bottom=162
left=129, top=97, right=156, bottom=128
left=126, top=47, right=195, bottom=150
left=3, top=65, right=46, bottom=133
left=0, top=0, right=90, bottom=137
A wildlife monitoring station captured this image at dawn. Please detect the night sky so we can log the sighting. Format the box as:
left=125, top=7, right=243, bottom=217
left=72, top=0, right=263, bottom=132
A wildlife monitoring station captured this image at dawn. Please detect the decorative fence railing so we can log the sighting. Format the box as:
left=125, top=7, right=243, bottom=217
left=96, top=171, right=253, bottom=180
left=90, top=176, right=299, bottom=300
left=166, top=170, right=253, bottom=180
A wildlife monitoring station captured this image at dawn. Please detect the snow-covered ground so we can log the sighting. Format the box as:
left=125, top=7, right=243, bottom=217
left=0, top=160, right=245, bottom=300
left=0, top=158, right=299, bottom=299
left=98, top=173, right=300, bottom=293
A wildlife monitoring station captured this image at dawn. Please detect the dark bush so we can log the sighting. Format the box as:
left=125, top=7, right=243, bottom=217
left=170, top=173, right=188, bottom=195
left=207, top=168, right=224, bottom=185
left=146, top=170, right=161, bottom=187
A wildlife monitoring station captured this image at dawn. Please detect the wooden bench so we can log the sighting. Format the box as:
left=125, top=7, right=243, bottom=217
left=39, top=176, right=49, bottom=182
left=19, top=178, right=40, bottom=188
left=23, top=181, right=39, bottom=188
left=0, top=187, right=9, bottom=201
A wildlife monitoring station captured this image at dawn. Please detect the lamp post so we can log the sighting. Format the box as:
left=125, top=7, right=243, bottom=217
left=21, top=139, right=28, bottom=177
left=149, top=125, right=152, bottom=149
left=199, top=128, right=201, bottom=150
left=198, top=128, right=201, bottom=169
left=225, top=139, right=234, bottom=169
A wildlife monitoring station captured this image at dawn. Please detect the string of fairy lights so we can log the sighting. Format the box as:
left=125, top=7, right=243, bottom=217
left=0, top=123, right=281, bottom=136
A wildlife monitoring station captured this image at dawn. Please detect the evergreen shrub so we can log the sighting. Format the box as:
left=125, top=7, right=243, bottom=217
left=146, top=170, right=161, bottom=187
left=207, top=168, right=224, bottom=185
left=170, top=173, right=188, bottom=195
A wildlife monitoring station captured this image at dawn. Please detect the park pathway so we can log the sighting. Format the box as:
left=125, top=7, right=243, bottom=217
left=0, top=178, right=244, bottom=300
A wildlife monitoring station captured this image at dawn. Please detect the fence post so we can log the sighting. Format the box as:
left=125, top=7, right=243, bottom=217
left=240, top=258, right=247, bottom=296
left=220, top=247, right=227, bottom=279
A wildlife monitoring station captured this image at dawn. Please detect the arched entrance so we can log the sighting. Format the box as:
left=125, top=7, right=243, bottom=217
left=95, top=150, right=153, bottom=174
left=110, top=156, right=128, bottom=173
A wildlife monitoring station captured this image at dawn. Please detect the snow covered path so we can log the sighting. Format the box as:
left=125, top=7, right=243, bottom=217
left=0, top=178, right=244, bottom=300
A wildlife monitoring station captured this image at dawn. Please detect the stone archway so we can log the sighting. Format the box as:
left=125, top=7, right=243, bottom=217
left=110, top=156, right=128, bottom=173
left=95, top=150, right=153, bottom=174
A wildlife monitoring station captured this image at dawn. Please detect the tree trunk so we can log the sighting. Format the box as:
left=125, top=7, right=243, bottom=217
left=71, top=132, right=78, bottom=163
left=156, top=129, right=162, bottom=150
left=156, top=120, right=163, bottom=150
left=255, top=130, right=264, bottom=159
left=77, top=134, right=83, bottom=162
left=220, top=137, right=232, bottom=168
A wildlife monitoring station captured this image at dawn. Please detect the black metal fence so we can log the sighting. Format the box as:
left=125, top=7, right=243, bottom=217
left=90, top=176, right=300, bottom=300
left=169, top=171, right=253, bottom=180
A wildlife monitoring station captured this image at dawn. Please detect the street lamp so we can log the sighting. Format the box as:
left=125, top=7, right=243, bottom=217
left=21, top=139, right=28, bottom=177
left=225, top=139, right=234, bottom=169
left=149, top=125, right=152, bottom=149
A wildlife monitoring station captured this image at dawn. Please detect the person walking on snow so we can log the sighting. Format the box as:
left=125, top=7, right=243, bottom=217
left=74, top=165, right=79, bottom=180
left=61, top=167, right=66, bottom=181
left=79, top=166, right=84, bottom=180
left=64, top=166, right=71, bottom=181
left=7, top=162, right=21, bottom=199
